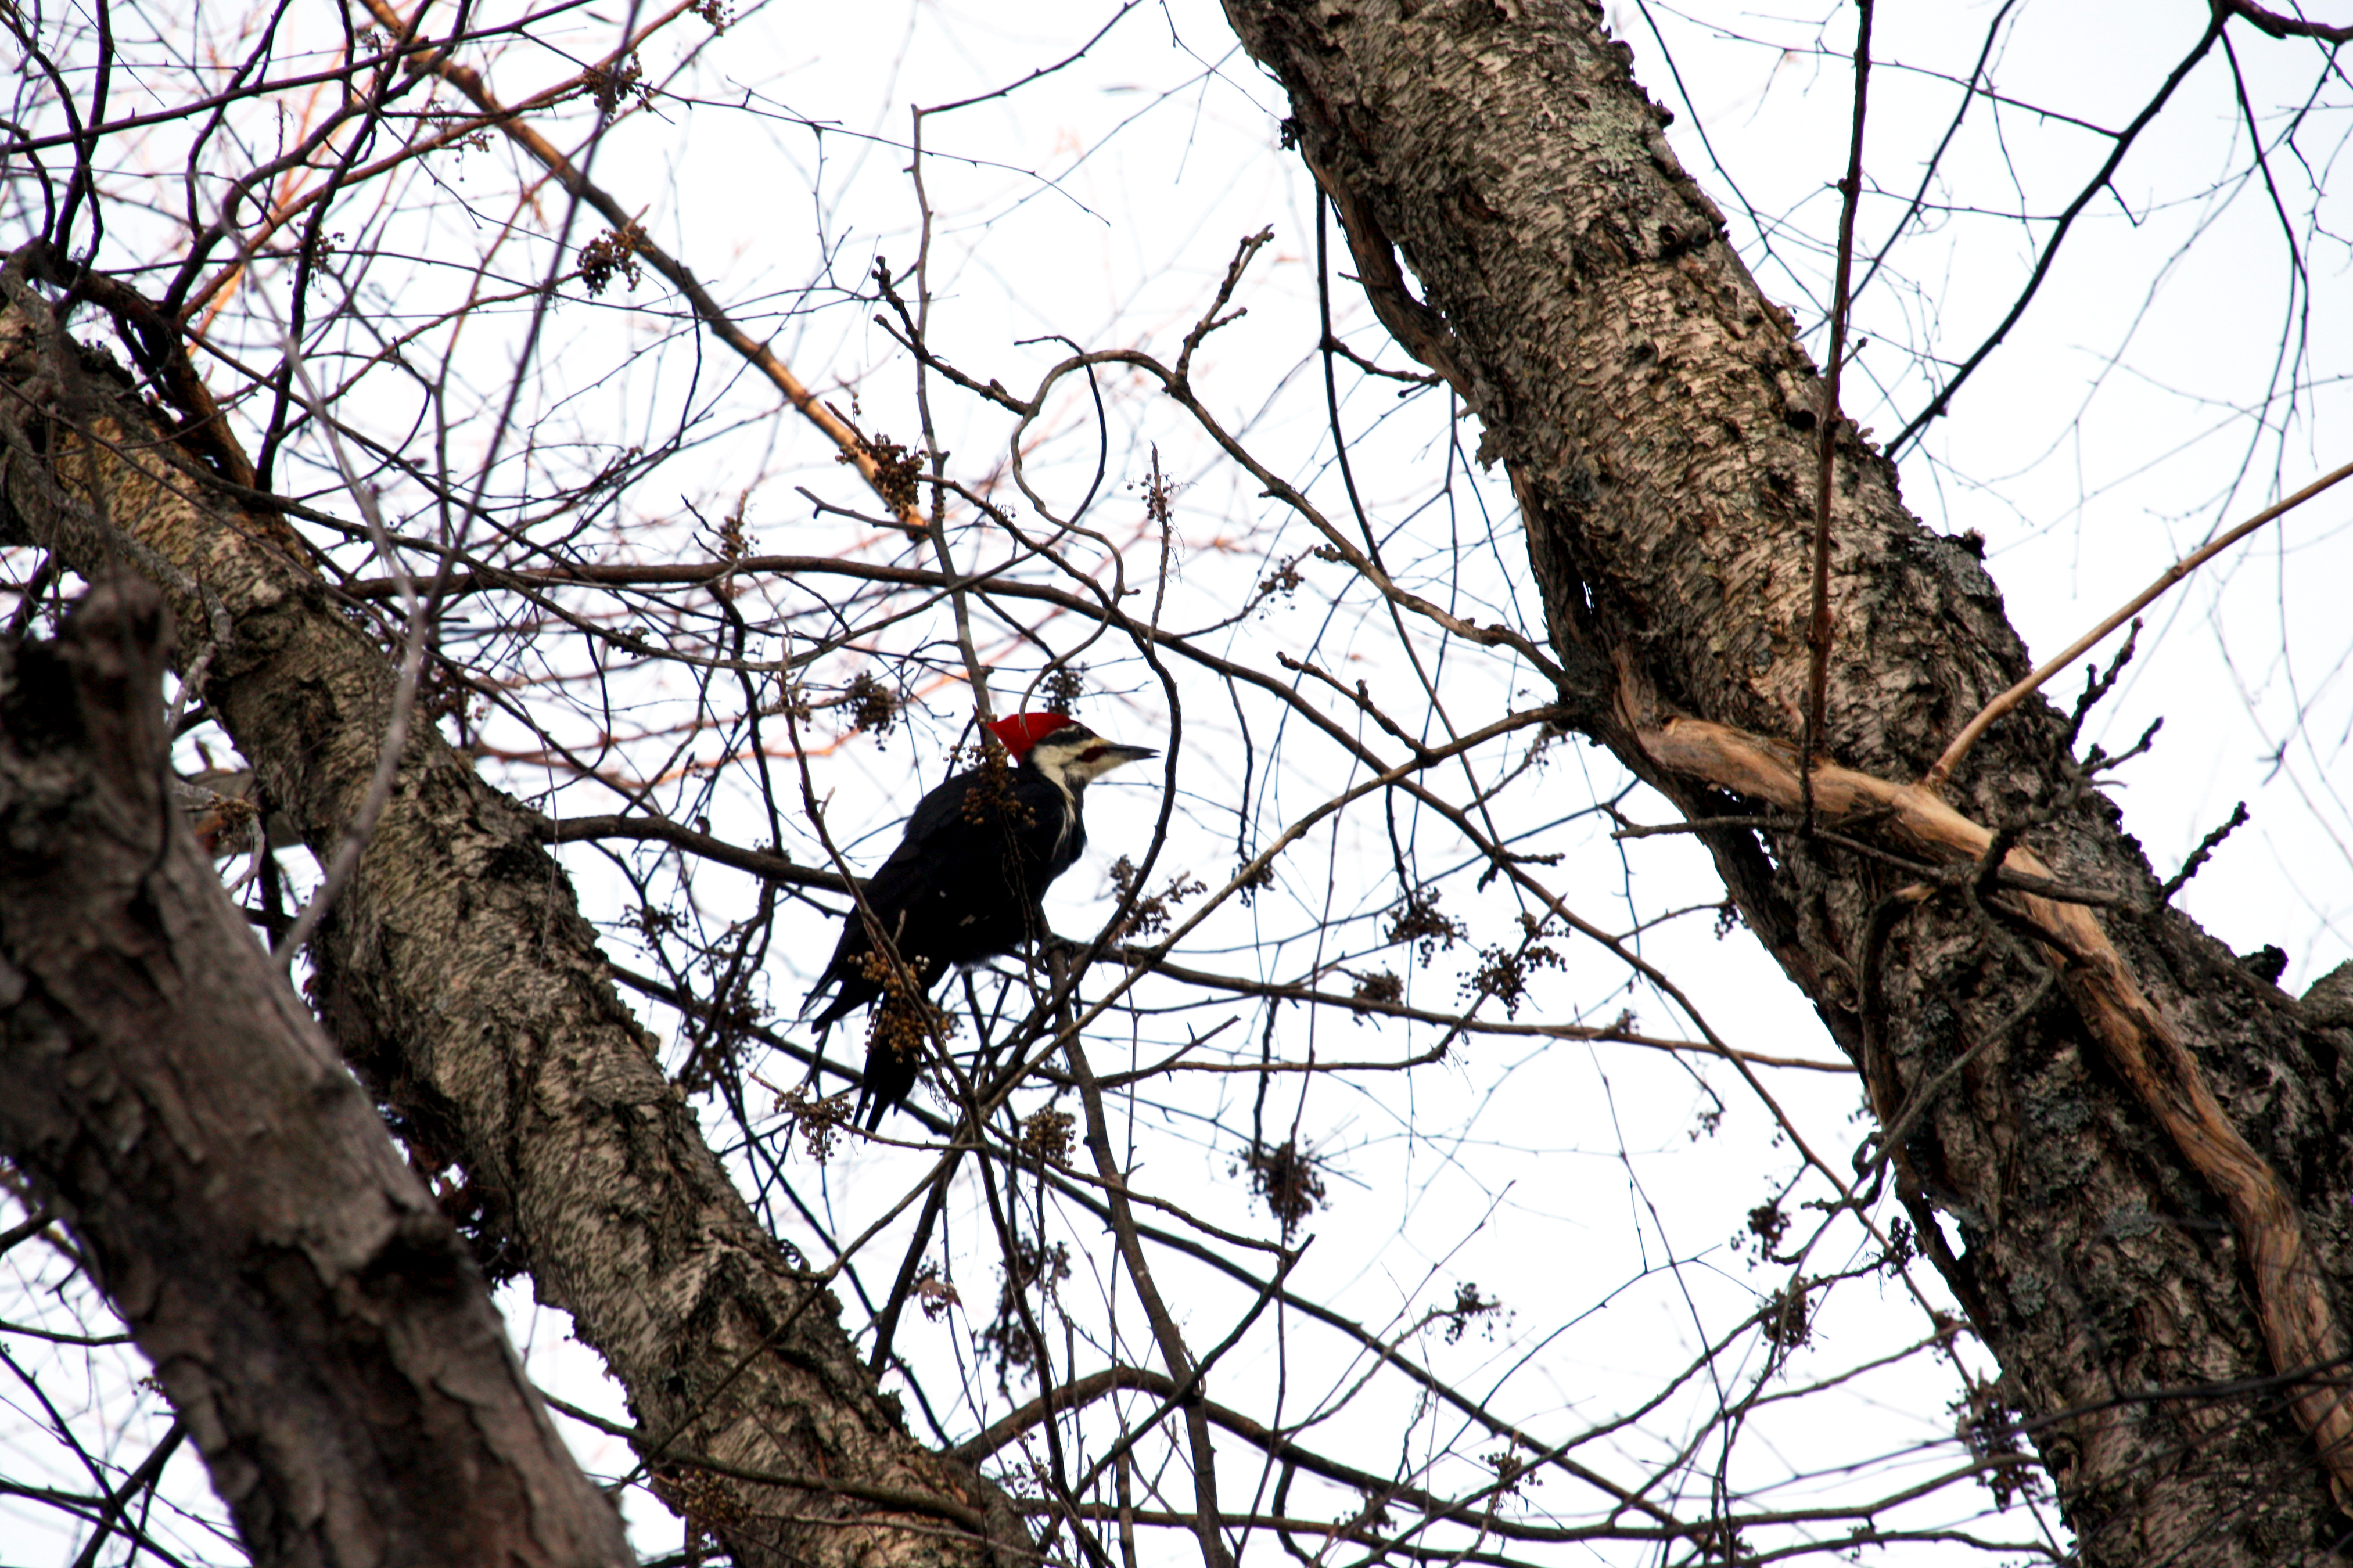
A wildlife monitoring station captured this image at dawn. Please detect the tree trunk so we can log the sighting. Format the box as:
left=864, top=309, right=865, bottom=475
left=1219, top=0, right=2353, bottom=1560
left=0, top=576, right=635, bottom=1568
left=0, top=267, right=1029, bottom=1568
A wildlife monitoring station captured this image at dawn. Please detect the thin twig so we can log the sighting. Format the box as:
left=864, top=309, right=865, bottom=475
left=1802, top=0, right=1873, bottom=824
left=1061, top=1015, right=1238, bottom=1568
left=1883, top=11, right=2228, bottom=455
left=354, top=0, right=924, bottom=529
left=2060, top=617, right=2141, bottom=750
left=67, top=1421, right=184, bottom=1568
left=1863, top=969, right=2059, bottom=1194
left=259, top=322, right=428, bottom=970
left=1925, top=457, right=2353, bottom=790
left=903, top=112, right=996, bottom=722
left=2160, top=802, right=2250, bottom=904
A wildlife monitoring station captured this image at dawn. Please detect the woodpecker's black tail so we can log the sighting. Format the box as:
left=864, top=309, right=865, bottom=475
left=854, top=1032, right=923, bottom=1130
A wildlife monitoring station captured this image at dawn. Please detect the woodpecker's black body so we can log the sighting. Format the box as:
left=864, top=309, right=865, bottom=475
left=804, top=712, right=1156, bottom=1129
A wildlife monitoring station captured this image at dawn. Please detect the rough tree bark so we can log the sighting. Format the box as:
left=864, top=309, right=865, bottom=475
left=0, top=262, right=1030, bottom=1567
left=0, top=576, right=635, bottom=1568
left=1219, top=0, right=2353, bottom=1562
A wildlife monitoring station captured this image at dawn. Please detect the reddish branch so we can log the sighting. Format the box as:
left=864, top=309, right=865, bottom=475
left=354, top=0, right=923, bottom=530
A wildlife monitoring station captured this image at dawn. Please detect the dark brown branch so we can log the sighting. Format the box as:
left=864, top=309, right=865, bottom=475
left=2160, top=800, right=2251, bottom=904
left=2221, top=0, right=2353, bottom=43
left=547, top=810, right=845, bottom=890
left=0, top=578, right=631, bottom=1568
left=1802, top=0, right=1873, bottom=818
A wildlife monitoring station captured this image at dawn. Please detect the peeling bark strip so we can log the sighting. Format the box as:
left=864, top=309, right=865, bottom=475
left=1224, top=0, right=2353, bottom=1557
left=0, top=282, right=1031, bottom=1566
left=0, top=578, right=633, bottom=1568
left=1640, top=715, right=2353, bottom=1504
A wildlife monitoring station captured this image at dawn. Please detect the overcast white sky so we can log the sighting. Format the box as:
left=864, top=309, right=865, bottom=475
left=3, top=1, right=2348, bottom=1563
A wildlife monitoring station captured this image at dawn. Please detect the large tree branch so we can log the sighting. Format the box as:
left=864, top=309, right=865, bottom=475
left=0, top=266, right=1032, bottom=1567
left=0, top=576, right=633, bottom=1568
left=1220, top=0, right=2353, bottom=1558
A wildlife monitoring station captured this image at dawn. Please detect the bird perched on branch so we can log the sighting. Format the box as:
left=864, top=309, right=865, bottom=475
left=803, top=710, right=1158, bottom=1130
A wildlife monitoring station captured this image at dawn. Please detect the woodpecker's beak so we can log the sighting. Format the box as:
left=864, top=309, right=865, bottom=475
left=1036, top=733, right=1159, bottom=787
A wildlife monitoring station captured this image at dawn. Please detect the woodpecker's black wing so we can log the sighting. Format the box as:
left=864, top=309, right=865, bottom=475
left=803, top=765, right=986, bottom=1037
left=810, top=760, right=1082, bottom=1129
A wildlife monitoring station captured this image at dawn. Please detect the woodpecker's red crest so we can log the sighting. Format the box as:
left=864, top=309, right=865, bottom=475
left=986, top=711, right=1079, bottom=760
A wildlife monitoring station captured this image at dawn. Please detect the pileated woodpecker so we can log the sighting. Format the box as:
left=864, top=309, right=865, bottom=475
left=803, top=711, right=1158, bottom=1129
